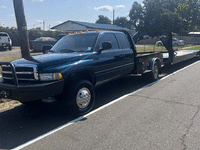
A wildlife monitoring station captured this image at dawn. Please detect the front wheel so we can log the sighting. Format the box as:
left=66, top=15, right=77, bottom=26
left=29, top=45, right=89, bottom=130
left=67, top=80, right=95, bottom=116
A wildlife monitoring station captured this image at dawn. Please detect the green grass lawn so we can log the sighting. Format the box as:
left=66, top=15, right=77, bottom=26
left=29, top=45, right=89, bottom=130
left=136, top=44, right=200, bottom=53
left=180, top=45, right=200, bottom=50
left=136, top=45, right=167, bottom=52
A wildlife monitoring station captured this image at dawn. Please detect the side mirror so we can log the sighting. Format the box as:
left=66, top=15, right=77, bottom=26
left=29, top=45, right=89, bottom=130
left=98, top=42, right=112, bottom=53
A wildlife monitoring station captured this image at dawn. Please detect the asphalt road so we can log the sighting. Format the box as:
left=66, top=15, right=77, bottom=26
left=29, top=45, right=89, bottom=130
left=0, top=52, right=199, bottom=149
left=0, top=47, right=41, bottom=59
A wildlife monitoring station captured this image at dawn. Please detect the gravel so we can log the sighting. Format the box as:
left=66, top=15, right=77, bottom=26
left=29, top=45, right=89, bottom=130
left=0, top=99, right=21, bottom=111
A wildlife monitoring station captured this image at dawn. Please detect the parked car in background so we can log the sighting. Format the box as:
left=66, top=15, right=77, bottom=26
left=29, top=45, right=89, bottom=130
left=156, top=38, right=184, bottom=46
left=0, top=32, right=12, bottom=50
left=30, top=37, right=57, bottom=53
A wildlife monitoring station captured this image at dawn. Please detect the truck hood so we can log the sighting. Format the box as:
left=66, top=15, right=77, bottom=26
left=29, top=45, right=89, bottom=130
left=11, top=53, right=94, bottom=68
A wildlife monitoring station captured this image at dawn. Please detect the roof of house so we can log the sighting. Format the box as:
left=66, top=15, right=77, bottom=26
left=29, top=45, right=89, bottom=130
left=188, top=32, right=200, bottom=35
left=50, top=20, right=127, bottom=31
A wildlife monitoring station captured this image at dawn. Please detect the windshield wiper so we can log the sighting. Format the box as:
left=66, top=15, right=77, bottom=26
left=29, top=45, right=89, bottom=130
left=59, top=49, right=76, bottom=53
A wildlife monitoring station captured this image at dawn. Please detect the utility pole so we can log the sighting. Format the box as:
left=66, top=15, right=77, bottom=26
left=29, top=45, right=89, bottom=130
left=13, top=0, right=30, bottom=58
left=113, top=9, right=115, bottom=25
left=43, top=20, right=45, bottom=31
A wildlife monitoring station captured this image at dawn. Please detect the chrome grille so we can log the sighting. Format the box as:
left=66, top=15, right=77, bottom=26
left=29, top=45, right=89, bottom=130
left=1, top=64, right=38, bottom=84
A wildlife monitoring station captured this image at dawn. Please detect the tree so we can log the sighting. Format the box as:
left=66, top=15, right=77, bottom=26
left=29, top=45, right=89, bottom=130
left=95, top=15, right=111, bottom=25
left=0, top=26, right=67, bottom=46
left=129, top=2, right=143, bottom=30
left=129, top=0, right=188, bottom=33
left=161, top=10, right=182, bottom=33
left=114, top=17, right=130, bottom=29
left=176, top=0, right=200, bottom=31
left=142, top=0, right=164, bottom=32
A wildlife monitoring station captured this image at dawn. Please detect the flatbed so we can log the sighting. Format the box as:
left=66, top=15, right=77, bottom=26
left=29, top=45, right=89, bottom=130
left=133, top=31, right=200, bottom=66
left=163, top=50, right=200, bottom=65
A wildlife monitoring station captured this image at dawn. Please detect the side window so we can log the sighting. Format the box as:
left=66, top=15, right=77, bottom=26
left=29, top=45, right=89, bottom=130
left=115, top=33, right=130, bottom=49
left=101, top=33, right=119, bottom=49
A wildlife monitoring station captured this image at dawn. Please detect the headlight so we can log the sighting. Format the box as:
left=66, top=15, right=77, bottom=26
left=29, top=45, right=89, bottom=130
left=39, top=73, right=63, bottom=81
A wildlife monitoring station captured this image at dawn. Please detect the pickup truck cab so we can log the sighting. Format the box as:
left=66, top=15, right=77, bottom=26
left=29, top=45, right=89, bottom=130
left=0, top=30, right=162, bottom=115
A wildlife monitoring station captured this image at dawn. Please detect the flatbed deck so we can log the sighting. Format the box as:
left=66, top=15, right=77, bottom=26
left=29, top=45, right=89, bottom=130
left=163, top=50, right=200, bottom=65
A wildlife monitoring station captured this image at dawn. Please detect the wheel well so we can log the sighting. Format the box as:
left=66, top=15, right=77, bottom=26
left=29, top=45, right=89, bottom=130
left=148, top=58, right=162, bottom=73
left=65, top=70, right=96, bottom=87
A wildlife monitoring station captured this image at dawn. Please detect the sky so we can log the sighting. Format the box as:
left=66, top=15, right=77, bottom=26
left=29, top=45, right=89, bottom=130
left=0, top=0, right=143, bottom=30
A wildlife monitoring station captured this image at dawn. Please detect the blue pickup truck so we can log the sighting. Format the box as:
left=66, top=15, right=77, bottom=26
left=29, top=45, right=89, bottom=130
left=0, top=30, right=163, bottom=115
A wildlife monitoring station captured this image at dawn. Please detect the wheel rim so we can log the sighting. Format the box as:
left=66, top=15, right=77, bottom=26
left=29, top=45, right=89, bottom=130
left=153, top=65, right=159, bottom=79
left=76, top=87, right=91, bottom=109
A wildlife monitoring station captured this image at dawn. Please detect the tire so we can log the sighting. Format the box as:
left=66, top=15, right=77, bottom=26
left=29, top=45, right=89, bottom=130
left=0, top=47, right=6, bottom=51
left=42, top=47, right=50, bottom=54
left=143, top=62, right=159, bottom=81
left=150, top=62, right=159, bottom=81
left=157, top=42, right=162, bottom=46
left=174, top=43, right=178, bottom=47
left=43, top=49, right=48, bottom=54
left=66, top=80, right=95, bottom=116
left=8, top=46, right=12, bottom=50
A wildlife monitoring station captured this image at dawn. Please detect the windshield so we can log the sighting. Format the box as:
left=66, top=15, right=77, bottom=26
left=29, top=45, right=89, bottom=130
left=51, top=33, right=99, bottom=53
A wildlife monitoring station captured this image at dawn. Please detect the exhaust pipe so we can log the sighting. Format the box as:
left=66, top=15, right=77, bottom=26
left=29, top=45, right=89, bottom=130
left=13, top=0, right=31, bottom=58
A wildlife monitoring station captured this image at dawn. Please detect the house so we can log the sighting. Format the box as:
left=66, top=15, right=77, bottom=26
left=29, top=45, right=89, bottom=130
left=50, top=20, right=127, bottom=32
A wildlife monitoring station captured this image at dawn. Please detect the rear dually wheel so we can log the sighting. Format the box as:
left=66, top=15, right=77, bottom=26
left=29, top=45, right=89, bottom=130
left=149, top=62, right=159, bottom=81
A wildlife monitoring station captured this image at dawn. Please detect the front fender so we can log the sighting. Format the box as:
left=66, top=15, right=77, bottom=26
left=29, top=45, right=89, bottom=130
left=62, top=66, right=96, bottom=86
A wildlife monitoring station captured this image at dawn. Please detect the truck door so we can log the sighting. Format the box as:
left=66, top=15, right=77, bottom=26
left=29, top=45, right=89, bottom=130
left=94, top=33, right=125, bottom=83
left=115, top=33, right=135, bottom=74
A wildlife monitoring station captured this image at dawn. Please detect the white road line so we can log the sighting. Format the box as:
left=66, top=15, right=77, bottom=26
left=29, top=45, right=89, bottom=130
left=12, top=60, right=200, bottom=150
